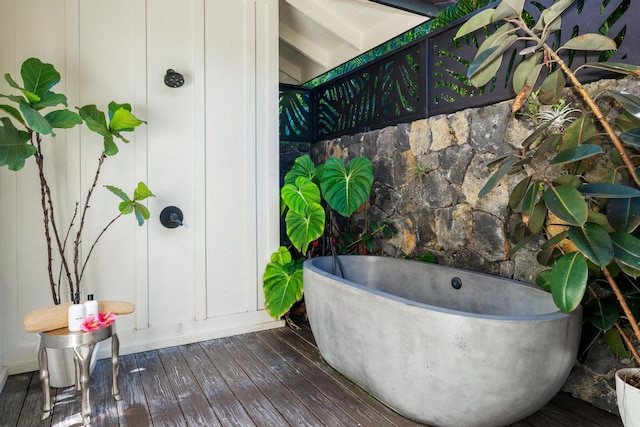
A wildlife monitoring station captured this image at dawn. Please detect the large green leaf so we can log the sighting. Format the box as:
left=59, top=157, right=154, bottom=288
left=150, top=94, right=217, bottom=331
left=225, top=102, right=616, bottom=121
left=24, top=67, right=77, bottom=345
left=509, top=176, right=531, bottom=209
left=512, top=53, right=542, bottom=94
left=284, top=154, right=319, bottom=186
left=263, top=249, right=304, bottom=319
left=544, top=185, right=588, bottom=226
left=0, top=117, right=36, bottom=171
left=521, top=180, right=540, bottom=216
left=538, top=70, right=566, bottom=105
left=534, top=0, right=575, bottom=31
left=528, top=200, right=547, bottom=234
left=606, top=197, right=640, bottom=232
left=109, top=106, right=144, bottom=132
left=20, top=103, right=53, bottom=135
left=285, top=202, right=325, bottom=254
left=281, top=176, right=321, bottom=216
left=550, top=144, right=602, bottom=165
left=78, top=104, right=110, bottom=136
left=620, top=128, right=640, bottom=149
left=610, top=232, right=640, bottom=278
left=44, top=109, right=82, bottom=129
left=561, top=116, right=596, bottom=150
left=479, top=156, right=517, bottom=198
left=607, top=91, right=640, bottom=119
left=604, top=328, right=632, bottom=359
left=584, top=298, right=620, bottom=331
left=133, top=181, right=155, bottom=201
left=550, top=251, right=588, bottom=312
left=578, top=183, right=640, bottom=198
left=567, top=223, right=613, bottom=267
left=468, top=24, right=518, bottom=87
left=493, top=0, right=525, bottom=21
left=321, top=157, right=373, bottom=217
left=20, top=58, right=60, bottom=99
left=454, top=8, right=495, bottom=40
left=0, top=104, right=25, bottom=126
left=560, top=34, right=617, bottom=52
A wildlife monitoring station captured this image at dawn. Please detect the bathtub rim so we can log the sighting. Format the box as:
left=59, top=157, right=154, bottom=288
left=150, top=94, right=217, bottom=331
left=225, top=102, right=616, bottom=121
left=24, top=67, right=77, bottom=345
left=303, top=255, right=582, bottom=322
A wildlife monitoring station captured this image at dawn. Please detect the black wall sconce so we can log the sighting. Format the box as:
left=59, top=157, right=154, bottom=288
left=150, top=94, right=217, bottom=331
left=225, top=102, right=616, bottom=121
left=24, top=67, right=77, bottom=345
left=164, top=69, right=185, bottom=88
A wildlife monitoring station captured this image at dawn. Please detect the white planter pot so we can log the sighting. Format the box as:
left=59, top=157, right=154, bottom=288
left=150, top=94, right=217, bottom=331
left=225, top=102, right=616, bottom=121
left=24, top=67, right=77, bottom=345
left=36, top=335, right=100, bottom=388
left=616, top=368, right=640, bottom=427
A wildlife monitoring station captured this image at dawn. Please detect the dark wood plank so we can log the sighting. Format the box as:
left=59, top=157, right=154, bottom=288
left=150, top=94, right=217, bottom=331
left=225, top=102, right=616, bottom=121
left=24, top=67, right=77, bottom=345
left=180, top=342, right=257, bottom=426
left=272, top=327, right=423, bottom=427
left=249, top=330, right=386, bottom=427
left=0, top=372, right=31, bottom=427
left=550, top=393, right=622, bottom=426
left=220, top=335, right=323, bottom=427
left=157, top=346, right=221, bottom=426
left=116, top=353, right=153, bottom=426
left=135, top=350, right=184, bottom=427
left=88, top=358, right=119, bottom=427
left=199, top=338, right=290, bottom=427
left=16, top=370, right=54, bottom=427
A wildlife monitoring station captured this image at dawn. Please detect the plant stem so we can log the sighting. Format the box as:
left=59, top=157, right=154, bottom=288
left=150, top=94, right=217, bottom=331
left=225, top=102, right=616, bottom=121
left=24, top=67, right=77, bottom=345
left=615, top=322, right=640, bottom=364
left=78, top=213, right=122, bottom=285
left=604, top=267, right=640, bottom=350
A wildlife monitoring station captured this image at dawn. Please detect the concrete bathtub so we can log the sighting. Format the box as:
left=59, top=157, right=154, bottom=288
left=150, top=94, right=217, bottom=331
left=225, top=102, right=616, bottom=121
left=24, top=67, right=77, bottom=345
left=303, top=256, right=582, bottom=427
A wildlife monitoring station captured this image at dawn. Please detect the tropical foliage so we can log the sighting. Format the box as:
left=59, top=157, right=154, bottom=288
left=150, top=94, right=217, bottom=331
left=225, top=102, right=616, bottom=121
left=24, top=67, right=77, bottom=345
left=263, top=155, right=385, bottom=321
left=456, top=0, right=640, bottom=362
left=0, top=58, right=152, bottom=304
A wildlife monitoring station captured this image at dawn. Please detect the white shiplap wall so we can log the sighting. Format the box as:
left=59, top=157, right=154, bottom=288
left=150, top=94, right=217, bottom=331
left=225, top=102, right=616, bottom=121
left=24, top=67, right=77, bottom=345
left=0, top=0, right=281, bottom=377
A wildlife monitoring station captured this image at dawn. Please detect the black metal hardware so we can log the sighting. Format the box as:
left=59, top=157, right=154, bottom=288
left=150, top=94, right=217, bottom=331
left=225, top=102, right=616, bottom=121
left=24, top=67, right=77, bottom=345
left=451, top=277, right=462, bottom=290
left=164, top=69, right=184, bottom=88
left=160, top=206, right=184, bottom=228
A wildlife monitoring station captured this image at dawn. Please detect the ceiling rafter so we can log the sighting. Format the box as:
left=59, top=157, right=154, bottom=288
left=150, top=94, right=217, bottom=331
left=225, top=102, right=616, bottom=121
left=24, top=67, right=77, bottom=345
left=280, top=22, right=331, bottom=67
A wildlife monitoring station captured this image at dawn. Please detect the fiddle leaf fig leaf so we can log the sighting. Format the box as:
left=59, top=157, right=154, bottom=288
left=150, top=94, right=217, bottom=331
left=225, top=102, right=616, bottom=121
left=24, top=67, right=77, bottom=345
left=550, top=144, right=602, bottom=165
left=263, top=251, right=303, bottom=319
left=281, top=176, right=321, bottom=216
left=133, top=181, right=155, bottom=201
left=568, top=223, right=613, bottom=267
left=105, top=185, right=131, bottom=202
left=20, top=58, right=60, bottom=99
left=578, top=183, right=640, bottom=198
left=285, top=202, right=325, bottom=255
left=109, top=105, right=144, bottom=133
left=321, top=157, right=373, bottom=217
left=133, top=202, right=150, bottom=226
left=20, top=103, right=53, bottom=135
left=32, top=91, right=68, bottom=110
left=0, top=104, right=25, bottom=127
left=607, top=91, right=640, bottom=118
left=550, top=251, right=588, bottom=313
left=107, top=183, right=154, bottom=225
left=78, top=104, right=110, bottom=136
left=606, top=197, right=640, bottom=233
left=544, top=185, right=588, bottom=226
left=560, top=34, right=617, bottom=52
left=610, top=232, right=640, bottom=277
left=454, top=8, right=495, bottom=40
left=0, top=117, right=36, bottom=171
left=44, top=109, right=82, bottom=129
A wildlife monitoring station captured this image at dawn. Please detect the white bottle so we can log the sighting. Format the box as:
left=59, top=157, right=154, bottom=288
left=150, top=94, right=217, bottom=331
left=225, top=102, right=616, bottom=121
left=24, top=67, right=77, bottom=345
left=84, top=294, right=99, bottom=320
left=68, top=293, right=86, bottom=332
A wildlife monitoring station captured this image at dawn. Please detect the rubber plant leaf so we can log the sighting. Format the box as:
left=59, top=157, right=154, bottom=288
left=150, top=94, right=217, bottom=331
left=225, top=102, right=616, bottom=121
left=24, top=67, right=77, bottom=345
left=587, top=211, right=615, bottom=233
left=509, top=176, right=531, bottom=209
left=0, top=117, right=36, bottom=171
left=263, top=250, right=303, bottom=319
left=534, top=0, right=574, bottom=31
left=284, top=154, right=318, bottom=186
left=567, top=223, right=613, bottom=267
left=620, top=128, right=640, bottom=149
left=281, top=176, right=321, bottom=216
left=576, top=62, right=640, bottom=77
left=538, top=70, right=566, bottom=105
left=512, top=52, right=542, bottom=95
left=543, top=185, right=588, bottom=226
left=478, top=156, right=517, bottom=198
left=610, top=232, right=640, bottom=278
left=321, top=156, right=373, bottom=217
left=583, top=298, right=620, bottom=331
left=285, top=202, right=325, bottom=255
left=606, top=197, right=640, bottom=233
left=607, top=91, right=640, bottom=119
left=578, top=183, right=640, bottom=198
left=561, top=116, right=596, bottom=150
left=521, top=180, right=540, bottom=216
left=604, top=328, right=631, bottom=359
left=536, top=269, right=552, bottom=292
left=550, top=144, right=602, bottom=165
left=550, top=251, right=588, bottom=313
left=493, top=0, right=525, bottom=22
left=560, top=34, right=617, bottom=52
left=44, top=109, right=83, bottom=129
left=468, top=25, right=518, bottom=87
left=528, top=200, right=547, bottom=234
left=454, top=8, right=495, bottom=40
left=616, top=112, right=640, bottom=132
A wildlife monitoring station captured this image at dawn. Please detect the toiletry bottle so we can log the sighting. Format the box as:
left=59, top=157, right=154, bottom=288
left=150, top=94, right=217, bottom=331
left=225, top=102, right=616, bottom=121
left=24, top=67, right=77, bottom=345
left=85, top=294, right=99, bottom=321
left=68, top=292, right=86, bottom=332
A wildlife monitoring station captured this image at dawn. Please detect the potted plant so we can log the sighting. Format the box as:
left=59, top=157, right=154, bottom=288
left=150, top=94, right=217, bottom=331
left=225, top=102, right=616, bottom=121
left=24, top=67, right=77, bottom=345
left=262, top=154, right=389, bottom=327
left=455, top=0, right=639, bottom=423
left=1, top=58, right=153, bottom=386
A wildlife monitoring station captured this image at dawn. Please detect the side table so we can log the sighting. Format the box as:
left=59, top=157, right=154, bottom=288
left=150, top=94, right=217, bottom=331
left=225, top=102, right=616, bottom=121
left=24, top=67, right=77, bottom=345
left=37, top=323, right=121, bottom=425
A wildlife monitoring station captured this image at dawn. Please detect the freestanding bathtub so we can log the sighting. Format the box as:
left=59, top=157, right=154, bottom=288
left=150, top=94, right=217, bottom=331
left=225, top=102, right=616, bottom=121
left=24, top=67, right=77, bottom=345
left=303, top=255, right=582, bottom=427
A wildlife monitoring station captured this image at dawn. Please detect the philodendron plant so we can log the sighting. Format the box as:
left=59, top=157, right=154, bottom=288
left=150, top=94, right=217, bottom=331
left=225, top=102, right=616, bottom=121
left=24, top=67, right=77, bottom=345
left=0, top=58, right=153, bottom=305
left=456, top=0, right=640, bottom=363
left=263, top=154, right=377, bottom=322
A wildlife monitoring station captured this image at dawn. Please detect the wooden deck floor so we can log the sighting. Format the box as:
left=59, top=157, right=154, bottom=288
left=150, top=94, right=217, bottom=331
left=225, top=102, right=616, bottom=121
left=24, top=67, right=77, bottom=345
left=0, top=324, right=623, bottom=427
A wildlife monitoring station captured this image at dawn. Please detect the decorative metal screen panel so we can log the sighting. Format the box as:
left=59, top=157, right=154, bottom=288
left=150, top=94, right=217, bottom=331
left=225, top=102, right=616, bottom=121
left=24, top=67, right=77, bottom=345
left=428, top=0, right=636, bottom=116
left=280, top=84, right=313, bottom=142
left=314, top=42, right=426, bottom=140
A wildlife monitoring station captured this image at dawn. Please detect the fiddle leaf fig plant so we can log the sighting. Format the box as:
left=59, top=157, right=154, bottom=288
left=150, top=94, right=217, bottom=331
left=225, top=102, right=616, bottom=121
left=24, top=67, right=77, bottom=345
left=456, top=0, right=640, bottom=362
left=0, top=57, right=153, bottom=305
left=263, top=155, right=375, bottom=321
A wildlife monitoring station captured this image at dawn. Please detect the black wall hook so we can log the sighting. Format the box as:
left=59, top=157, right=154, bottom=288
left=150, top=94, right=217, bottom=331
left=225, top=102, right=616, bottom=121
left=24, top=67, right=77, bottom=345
left=160, top=206, right=184, bottom=228
left=164, top=69, right=184, bottom=88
